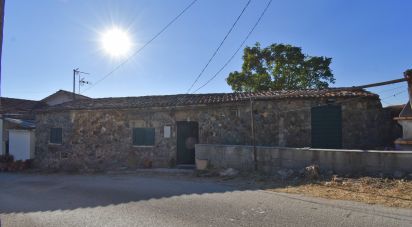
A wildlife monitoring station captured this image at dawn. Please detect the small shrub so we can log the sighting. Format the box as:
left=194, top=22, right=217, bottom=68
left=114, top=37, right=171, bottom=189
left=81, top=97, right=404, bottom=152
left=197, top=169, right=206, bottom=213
left=0, top=154, right=14, bottom=163
left=0, top=156, right=33, bottom=172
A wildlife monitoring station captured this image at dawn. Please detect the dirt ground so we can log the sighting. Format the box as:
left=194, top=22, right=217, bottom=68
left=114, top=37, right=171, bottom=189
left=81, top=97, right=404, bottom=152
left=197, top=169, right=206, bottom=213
left=19, top=168, right=412, bottom=209
left=2, top=173, right=411, bottom=227
left=268, top=177, right=412, bottom=209
left=198, top=169, right=412, bottom=209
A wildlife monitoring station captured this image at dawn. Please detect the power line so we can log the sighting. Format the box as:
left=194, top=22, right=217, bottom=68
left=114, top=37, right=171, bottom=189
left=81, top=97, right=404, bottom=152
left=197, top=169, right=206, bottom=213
left=367, top=84, right=406, bottom=94
left=82, top=0, right=199, bottom=93
left=186, top=0, right=252, bottom=93
left=381, top=90, right=407, bottom=100
left=191, top=0, right=272, bottom=94
left=380, top=99, right=392, bottom=106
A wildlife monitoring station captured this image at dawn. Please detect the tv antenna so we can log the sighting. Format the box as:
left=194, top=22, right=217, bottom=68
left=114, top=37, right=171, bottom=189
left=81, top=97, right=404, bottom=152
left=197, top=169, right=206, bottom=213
left=79, top=76, right=91, bottom=94
left=73, top=68, right=90, bottom=99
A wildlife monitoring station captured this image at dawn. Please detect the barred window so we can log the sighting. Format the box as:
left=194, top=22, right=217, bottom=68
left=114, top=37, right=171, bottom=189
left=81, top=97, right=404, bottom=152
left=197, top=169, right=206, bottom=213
left=50, top=128, right=62, bottom=144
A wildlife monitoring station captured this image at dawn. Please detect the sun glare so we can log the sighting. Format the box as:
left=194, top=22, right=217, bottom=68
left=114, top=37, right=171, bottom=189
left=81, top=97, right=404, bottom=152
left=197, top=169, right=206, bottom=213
left=101, top=27, right=132, bottom=58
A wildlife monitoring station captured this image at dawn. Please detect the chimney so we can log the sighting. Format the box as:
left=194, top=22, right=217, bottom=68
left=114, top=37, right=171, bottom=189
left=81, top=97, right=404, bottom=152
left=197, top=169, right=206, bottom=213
left=394, top=69, right=412, bottom=150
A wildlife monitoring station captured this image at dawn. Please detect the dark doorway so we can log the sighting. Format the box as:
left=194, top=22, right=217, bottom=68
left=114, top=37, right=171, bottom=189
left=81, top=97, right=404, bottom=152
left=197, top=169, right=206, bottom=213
left=311, top=105, right=342, bottom=149
left=5, top=140, right=9, bottom=155
left=176, top=121, right=199, bottom=165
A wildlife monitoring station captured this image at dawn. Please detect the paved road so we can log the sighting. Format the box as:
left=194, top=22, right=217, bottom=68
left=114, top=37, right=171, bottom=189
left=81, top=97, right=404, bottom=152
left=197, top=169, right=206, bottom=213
left=0, top=173, right=411, bottom=227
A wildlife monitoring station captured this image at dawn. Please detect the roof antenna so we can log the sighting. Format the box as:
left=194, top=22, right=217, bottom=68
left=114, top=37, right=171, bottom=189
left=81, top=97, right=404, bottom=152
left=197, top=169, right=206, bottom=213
left=79, top=77, right=91, bottom=94
left=73, top=68, right=90, bottom=100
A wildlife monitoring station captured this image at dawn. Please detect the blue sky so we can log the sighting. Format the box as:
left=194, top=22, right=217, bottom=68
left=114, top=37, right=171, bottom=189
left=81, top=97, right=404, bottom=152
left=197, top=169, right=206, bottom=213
left=2, top=0, right=411, bottom=105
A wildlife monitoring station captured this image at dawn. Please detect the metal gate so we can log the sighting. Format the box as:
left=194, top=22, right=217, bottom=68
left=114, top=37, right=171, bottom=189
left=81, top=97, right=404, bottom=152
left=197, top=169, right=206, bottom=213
left=311, top=105, right=342, bottom=148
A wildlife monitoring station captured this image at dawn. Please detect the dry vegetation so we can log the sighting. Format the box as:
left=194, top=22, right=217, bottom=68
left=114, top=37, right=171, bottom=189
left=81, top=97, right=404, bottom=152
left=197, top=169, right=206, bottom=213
left=198, top=167, right=412, bottom=209
left=271, top=177, right=412, bottom=209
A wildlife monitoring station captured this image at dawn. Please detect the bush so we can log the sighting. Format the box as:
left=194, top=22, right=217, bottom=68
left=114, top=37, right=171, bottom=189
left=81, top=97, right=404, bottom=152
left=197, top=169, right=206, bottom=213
left=0, top=154, right=14, bottom=163
left=0, top=155, right=33, bottom=172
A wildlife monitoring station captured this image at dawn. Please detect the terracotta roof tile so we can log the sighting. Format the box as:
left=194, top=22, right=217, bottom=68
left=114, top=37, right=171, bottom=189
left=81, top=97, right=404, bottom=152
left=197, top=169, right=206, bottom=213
left=40, top=88, right=378, bottom=111
left=41, top=90, right=91, bottom=102
left=0, top=97, right=44, bottom=113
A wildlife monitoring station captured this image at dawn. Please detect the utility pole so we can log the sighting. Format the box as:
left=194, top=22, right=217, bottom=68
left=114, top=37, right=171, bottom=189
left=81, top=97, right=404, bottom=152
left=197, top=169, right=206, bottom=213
left=0, top=0, right=5, bottom=107
left=250, top=97, right=257, bottom=171
left=73, top=68, right=78, bottom=100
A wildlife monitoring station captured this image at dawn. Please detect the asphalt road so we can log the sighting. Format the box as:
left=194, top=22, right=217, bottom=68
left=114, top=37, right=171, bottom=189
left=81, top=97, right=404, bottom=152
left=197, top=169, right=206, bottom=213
left=0, top=173, right=411, bottom=227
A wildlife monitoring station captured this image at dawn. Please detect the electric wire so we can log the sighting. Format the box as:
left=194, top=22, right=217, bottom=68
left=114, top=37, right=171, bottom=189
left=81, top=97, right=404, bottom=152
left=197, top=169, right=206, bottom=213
left=82, top=0, right=199, bottom=93
left=186, top=0, right=252, bottom=93
left=191, top=0, right=272, bottom=94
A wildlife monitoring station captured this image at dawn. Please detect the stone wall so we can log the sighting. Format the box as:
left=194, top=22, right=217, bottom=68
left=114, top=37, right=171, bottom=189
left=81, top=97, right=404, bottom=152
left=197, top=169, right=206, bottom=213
left=195, top=144, right=412, bottom=176
left=381, top=105, right=403, bottom=147
left=34, top=97, right=396, bottom=171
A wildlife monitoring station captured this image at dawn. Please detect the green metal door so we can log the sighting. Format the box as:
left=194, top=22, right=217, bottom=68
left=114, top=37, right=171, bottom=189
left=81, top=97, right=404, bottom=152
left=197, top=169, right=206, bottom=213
left=177, top=121, right=199, bottom=164
left=311, top=105, right=342, bottom=148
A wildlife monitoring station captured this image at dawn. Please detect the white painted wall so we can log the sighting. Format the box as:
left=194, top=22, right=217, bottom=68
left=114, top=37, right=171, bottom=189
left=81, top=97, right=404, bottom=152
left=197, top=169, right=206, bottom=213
left=399, top=120, right=412, bottom=140
left=9, top=130, right=35, bottom=160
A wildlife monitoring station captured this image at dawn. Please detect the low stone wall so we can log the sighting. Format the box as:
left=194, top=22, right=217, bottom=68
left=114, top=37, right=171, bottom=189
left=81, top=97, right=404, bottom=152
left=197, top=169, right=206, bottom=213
left=195, top=144, right=412, bottom=176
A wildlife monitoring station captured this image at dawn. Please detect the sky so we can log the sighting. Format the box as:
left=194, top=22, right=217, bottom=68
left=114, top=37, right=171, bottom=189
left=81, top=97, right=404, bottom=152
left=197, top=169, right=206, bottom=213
left=1, top=0, right=412, bottom=106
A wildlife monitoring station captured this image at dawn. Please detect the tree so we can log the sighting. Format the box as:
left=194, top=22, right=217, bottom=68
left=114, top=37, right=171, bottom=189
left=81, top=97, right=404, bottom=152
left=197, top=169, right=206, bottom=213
left=226, top=43, right=335, bottom=92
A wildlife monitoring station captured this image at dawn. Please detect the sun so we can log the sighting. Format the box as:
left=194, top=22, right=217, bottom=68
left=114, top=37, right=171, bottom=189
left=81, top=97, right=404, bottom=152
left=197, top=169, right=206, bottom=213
left=100, top=27, right=132, bottom=58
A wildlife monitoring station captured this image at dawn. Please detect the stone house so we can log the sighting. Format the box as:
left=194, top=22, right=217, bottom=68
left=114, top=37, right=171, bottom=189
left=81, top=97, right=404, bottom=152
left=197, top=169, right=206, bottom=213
left=0, top=97, right=41, bottom=155
left=33, top=89, right=399, bottom=171
left=0, top=90, right=90, bottom=156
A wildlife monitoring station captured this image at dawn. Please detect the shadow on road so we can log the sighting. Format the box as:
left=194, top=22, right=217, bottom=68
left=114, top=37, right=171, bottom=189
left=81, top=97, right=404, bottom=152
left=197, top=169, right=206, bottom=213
left=0, top=172, right=255, bottom=214
left=1, top=172, right=411, bottom=216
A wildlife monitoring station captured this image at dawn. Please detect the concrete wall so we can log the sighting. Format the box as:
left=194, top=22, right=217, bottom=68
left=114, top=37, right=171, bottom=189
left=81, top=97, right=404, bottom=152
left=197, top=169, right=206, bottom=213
left=195, top=144, right=412, bottom=175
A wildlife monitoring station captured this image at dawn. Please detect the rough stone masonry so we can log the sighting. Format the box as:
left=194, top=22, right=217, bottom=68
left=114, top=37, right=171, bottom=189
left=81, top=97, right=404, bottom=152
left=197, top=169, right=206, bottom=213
left=34, top=90, right=400, bottom=172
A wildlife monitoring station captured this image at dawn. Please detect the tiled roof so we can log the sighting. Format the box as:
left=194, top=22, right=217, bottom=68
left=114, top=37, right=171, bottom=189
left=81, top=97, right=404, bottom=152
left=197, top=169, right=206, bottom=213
left=0, top=97, right=45, bottom=113
left=41, top=89, right=91, bottom=102
left=4, top=118, right=36, bottom=129
left=0, top=90, right=89, bottom=116
left=39, top=88, right=378, bottom=111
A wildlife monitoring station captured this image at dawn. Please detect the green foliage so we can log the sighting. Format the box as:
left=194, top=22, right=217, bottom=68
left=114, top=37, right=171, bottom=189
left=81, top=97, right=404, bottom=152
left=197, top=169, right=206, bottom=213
left=226, top=43, right=335, bottom=92
left=404, top=69, right=412, bottom=77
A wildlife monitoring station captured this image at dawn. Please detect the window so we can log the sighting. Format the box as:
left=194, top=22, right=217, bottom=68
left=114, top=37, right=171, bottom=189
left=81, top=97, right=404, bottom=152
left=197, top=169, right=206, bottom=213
left=50, top=128, right=62, bottom=144
left=133, top=128, right=155, bottom=146
left=230, top=109, right=239, bottom=118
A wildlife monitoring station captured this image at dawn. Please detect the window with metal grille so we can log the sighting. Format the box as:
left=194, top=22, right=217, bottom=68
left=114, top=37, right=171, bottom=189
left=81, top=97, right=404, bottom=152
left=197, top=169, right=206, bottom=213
left=133, top=128, right=155, bottom=146
left=50, top=128, right=62, bottom=144
left=230, top=109, right=239, bottom=118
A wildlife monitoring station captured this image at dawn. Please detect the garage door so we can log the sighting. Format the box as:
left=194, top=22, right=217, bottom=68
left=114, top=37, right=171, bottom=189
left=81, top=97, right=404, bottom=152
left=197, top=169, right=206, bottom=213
left=9, top=130, right=35, bottom=161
